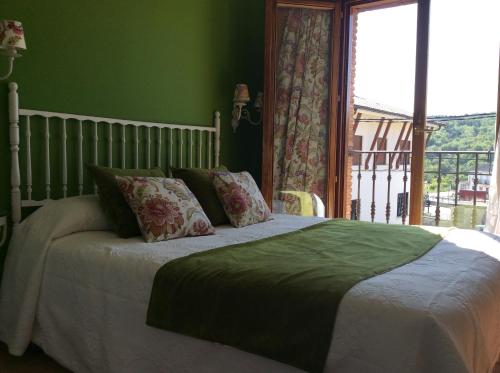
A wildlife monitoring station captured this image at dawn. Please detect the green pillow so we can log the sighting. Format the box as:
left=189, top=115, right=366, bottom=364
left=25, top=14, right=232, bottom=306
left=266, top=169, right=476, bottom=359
left=171, top=166, right=229, bottom=226
left=87, top=164, right=166, bottom=238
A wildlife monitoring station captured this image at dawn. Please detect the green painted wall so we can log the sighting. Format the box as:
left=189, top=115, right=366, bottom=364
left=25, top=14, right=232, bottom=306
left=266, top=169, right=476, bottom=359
left=0, top=0, right=264, bottom=267
left=0, top=1, right=264, bottom=253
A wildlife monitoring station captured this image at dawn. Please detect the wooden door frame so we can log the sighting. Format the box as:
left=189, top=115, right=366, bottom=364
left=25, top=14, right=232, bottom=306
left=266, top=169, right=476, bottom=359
left=261, top=0, right=342, bottom=217
left=347, top=0, right=415, bottom=11
left=262, top=0, right=431, bottom=222
left=336, top=0, right=429, bottom=223
left=261, top=0, right=277, bottom=206
left=408, top=0, right=430, bottom=224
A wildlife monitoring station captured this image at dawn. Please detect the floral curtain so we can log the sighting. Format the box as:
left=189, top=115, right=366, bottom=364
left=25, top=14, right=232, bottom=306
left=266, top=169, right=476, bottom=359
left=272, top=8, right=332, bottom=215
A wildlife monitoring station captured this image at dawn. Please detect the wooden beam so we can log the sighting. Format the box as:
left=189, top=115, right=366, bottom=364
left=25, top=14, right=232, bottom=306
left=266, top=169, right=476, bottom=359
left=376, top=119, right=392, bottom=165
left=261, top=0, right=277, bottom=209
left=261, top=0, right=277, bottom=206
left=352, top=112, right=362, bottom=135
left=379, top=119, right=392, bottom=144
left=277, top=0, right=337, bottom=10
left=326, top=3, right=343, bottom=217
left=364, top=118, right=385, bottom=169
left=409, top=0, right=430, bottom=225
left=336, top=1, right=357, bottom=219
left=390, top=121, right=408, bottom=168
left=396, top=123, right=412, bottom=168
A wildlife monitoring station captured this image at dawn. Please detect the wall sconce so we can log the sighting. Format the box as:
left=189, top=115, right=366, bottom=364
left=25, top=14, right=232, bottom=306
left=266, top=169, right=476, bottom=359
left=231, top=83, right=263, bottom=133
left=0, top=20, right=27, bottom=81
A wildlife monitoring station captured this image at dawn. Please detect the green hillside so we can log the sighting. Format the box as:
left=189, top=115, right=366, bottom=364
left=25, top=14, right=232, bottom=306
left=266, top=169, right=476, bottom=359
left=426, top=116, right=496, bottom=152
left=424, top=115, right=496, bottom=191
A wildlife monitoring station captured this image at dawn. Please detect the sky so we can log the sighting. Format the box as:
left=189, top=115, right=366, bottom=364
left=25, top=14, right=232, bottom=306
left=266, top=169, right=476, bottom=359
left=355, top=0, right=500, bottom=116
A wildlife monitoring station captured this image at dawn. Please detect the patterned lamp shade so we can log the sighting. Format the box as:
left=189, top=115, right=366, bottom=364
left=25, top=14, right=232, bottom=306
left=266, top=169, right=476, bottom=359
left=233, top=84, right=251, bottom=104
left=0, top=20, right=27, bottom=50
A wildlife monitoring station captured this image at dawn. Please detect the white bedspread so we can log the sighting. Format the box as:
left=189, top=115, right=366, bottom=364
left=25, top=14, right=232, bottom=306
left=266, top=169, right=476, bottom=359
left=2, top=196, right=500, bottom=373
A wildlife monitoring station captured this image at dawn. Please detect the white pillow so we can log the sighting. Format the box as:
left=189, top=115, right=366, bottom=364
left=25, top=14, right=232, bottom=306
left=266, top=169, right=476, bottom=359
left=0, top=195, right=111, bottom=356
left=20, top=194, right=112, bottom=240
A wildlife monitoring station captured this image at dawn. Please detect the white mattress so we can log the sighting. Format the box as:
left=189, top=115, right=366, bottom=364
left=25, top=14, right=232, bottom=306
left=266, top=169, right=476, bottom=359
left=2, top=196, right=500, bottom=373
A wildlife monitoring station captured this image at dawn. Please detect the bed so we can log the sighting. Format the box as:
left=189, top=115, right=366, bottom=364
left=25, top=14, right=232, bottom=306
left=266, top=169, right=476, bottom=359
left=2, top=82, right=500, bottom=373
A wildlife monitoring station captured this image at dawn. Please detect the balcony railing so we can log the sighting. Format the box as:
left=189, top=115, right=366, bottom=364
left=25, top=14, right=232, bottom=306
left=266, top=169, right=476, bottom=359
left=350, top=150, right=494, bottom=228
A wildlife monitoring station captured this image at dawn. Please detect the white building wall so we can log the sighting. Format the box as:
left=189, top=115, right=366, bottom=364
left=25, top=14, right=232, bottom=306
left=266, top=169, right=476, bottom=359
left=353, top=169, right=411, bottom=224
left=352, top=119, right=412, bottom=224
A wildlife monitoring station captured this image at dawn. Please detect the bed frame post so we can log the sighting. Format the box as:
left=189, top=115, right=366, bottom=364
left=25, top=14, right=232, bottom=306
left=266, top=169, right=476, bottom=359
left=9, top=82, right=21, bottom=225
left=214, top=111, right=221, bottom=167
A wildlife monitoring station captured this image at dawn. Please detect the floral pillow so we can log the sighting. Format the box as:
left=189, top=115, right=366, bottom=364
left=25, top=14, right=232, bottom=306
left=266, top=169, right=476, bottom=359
left=116, top=176, right=215, bottom=243
left=210, top=171, right=271, bottom=228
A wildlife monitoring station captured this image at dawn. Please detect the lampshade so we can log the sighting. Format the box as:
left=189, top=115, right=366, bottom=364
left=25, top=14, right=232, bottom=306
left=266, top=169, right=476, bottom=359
left=233, top=84, right=251, bottom=104
left=0, top=20, right=27, bottom=50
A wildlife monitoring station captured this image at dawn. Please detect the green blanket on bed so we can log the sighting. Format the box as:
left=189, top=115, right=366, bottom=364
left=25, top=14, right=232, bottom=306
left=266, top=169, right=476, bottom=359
left=147, top=219, right=443, bottom=373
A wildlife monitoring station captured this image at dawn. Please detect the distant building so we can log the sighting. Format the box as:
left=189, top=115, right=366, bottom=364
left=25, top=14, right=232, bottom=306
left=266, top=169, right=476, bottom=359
left=350, top=97, right=441, bottom=224
left=458, top=172, right=490, bottom=203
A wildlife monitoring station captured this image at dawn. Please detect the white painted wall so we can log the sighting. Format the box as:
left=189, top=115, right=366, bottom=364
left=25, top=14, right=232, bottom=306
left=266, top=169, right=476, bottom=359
left=351, top=117, right=413, bottom=224
left=353, top=169, right=411, bottom=224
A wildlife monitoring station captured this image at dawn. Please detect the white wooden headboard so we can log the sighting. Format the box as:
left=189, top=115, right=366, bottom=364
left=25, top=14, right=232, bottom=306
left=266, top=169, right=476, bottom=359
left=8, top=82, right=221, bottom=224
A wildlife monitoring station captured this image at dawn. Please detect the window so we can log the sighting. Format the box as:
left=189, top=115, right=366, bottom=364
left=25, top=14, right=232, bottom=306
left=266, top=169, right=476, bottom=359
left=352, top=135, right=363, bottom=166
left=397, top=192, right=409, bottom=217
left=376, top=138, right=387, bottom=165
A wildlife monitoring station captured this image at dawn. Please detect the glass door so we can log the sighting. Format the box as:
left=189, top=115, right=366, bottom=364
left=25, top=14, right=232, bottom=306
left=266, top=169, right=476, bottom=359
left=344, top=2, right=419, bottom=224
left=422, top=0, right=500, bottom=229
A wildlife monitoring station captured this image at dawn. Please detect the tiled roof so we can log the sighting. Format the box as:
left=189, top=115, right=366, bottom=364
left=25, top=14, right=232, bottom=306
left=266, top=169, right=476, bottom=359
left=354, top=96, right=443, bottom=126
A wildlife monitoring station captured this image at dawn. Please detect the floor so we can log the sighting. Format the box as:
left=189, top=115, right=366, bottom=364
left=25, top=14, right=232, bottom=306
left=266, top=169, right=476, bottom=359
left=0, top=342, right=69, bottom=373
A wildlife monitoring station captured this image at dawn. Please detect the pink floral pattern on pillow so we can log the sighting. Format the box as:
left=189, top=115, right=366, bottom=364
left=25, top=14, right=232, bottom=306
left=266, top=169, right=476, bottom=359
left=210, top=171, right=271, bottom=228
left=116, top=176, right=215, bottom=242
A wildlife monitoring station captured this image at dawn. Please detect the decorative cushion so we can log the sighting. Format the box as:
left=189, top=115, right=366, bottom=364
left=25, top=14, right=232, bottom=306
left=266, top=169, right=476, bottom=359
left=210, top=171, right=271, bottom=228
left=116, top=176, right=215, bottom=242
left=171, top=166, right=229, bottom=226
left=86, top=164, right=166, bottom=238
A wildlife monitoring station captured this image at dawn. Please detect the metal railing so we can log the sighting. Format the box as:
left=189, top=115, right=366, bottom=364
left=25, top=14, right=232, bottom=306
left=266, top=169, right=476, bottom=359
left=350, top=150, right=494, bottom=228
